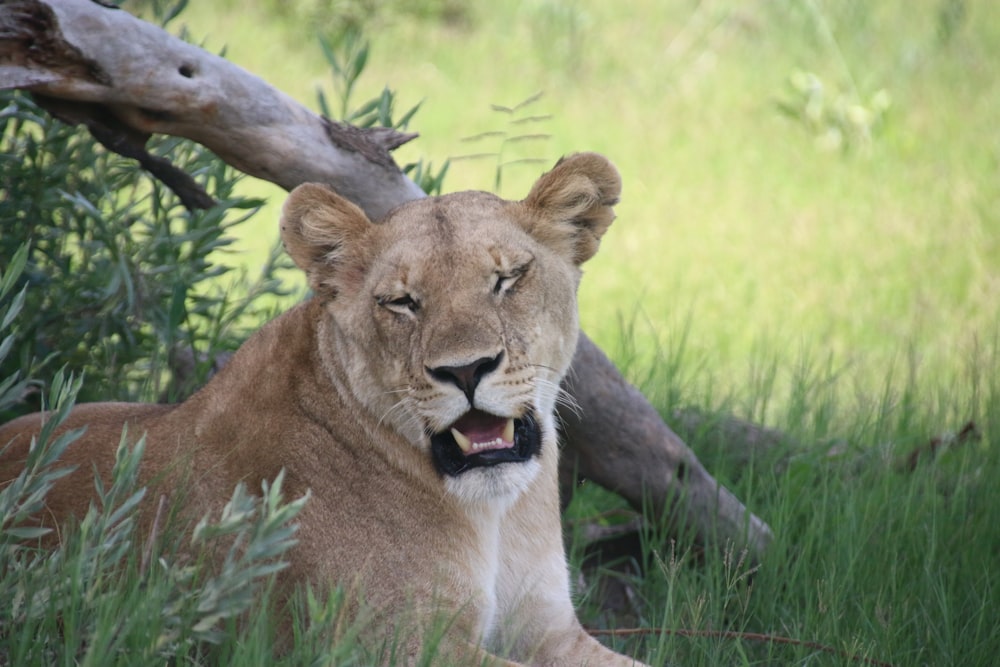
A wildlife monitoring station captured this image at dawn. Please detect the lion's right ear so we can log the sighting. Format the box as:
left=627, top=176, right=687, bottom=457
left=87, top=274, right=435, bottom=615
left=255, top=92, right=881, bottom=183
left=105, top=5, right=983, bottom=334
left=280, top=183, right=372, bottom=298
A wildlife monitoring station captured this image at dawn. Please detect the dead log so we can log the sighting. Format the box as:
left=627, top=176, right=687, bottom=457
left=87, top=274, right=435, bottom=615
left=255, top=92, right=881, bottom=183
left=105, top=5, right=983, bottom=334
left=0, top=0, right=423, bottom=218
left=0, top=0, right=772, bottom=559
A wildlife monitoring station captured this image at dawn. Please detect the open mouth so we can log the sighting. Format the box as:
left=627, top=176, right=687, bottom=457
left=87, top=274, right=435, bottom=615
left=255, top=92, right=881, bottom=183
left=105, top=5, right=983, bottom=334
left=430, top=410, right=541, bottom=477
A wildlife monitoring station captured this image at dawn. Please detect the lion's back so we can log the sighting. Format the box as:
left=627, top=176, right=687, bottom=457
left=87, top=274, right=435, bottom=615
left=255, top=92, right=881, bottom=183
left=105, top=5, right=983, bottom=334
left=0, top=402, right=175, bottom=527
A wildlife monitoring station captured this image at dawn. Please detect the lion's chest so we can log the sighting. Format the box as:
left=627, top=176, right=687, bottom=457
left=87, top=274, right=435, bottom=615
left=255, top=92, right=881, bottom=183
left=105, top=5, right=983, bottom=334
left=288, top=462, right=521, bottom=633
left=458, top=501, right=565, bottom=653
left=469, top=519, right=503, bottom=643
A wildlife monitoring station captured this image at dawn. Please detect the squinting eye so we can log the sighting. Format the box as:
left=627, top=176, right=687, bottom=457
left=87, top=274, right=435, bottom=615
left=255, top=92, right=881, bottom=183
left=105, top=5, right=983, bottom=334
left=493, top=275, right=511, bottom=295
left=378, top=294, right=419, bottom=313
left=493, top=267, right=526, bottom=296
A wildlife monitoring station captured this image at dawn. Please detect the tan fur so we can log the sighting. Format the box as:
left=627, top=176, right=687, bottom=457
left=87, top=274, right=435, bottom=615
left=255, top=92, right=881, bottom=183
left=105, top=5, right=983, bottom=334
left=0, top=153, right=646, bottom=666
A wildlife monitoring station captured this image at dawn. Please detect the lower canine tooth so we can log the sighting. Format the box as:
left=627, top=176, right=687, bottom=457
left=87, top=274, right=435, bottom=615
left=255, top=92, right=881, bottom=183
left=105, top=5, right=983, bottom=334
left=502, top=418, right=515, bottom=444
left=451, top=427, right=472, bottom=453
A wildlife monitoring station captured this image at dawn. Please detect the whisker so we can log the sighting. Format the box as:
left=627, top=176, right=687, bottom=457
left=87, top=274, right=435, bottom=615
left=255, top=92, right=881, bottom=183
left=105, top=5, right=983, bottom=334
left=521, top=362, right=582, bottom=419
left=529, top=375, right=581, bottom=420
left=378, top=394, right=419, bottom=434
left=377, top=401, right=404, bottom=429
left=555, top=387, right=582, bottom=419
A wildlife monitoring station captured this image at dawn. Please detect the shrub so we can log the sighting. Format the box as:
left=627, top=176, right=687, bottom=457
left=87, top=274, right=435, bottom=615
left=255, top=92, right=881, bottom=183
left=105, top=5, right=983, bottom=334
left=0, top=90, right=291, bottom=418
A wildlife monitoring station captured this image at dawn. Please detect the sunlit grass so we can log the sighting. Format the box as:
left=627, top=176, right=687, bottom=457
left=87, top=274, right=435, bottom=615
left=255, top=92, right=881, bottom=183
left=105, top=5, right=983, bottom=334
left=564, top=329, right=1000, bottom=666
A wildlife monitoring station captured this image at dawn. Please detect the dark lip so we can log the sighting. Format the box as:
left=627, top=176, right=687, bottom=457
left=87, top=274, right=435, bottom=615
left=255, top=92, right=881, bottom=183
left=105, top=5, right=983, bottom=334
left=430, top=412, right=541, bottom=477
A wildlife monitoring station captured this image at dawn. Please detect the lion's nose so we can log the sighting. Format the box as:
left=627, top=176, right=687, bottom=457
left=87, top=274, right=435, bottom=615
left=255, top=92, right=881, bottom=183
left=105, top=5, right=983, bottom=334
left=427, top=351, right=504, bottom=404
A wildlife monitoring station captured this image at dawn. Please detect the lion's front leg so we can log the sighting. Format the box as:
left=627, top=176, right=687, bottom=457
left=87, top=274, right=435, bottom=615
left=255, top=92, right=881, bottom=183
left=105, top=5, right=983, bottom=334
left=493, top=450, right=649, bottom=667
left=533, top=632, right=650, bottom=667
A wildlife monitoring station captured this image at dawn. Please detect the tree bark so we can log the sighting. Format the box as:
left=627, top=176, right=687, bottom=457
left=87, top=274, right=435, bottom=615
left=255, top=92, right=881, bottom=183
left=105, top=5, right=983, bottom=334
left=0, top=0, right=772, bottom=559
left=0, top=0, right=423, bottom=219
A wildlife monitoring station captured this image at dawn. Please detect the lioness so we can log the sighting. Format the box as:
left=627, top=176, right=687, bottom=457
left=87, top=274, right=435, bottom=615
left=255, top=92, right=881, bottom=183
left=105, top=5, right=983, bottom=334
left=0, top=153, right=647, bottom=665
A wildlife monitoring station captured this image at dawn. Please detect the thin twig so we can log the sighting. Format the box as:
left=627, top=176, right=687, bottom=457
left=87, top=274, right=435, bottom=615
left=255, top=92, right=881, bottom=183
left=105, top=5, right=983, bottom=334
left=900, top=420, right=979, bottom=471
left=587, top=626, right=894, bottom=667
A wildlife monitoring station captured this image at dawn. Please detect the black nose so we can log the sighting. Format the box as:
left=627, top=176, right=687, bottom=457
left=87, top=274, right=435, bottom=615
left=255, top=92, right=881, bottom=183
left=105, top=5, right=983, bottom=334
left=427, top=352, right=504, bottom=404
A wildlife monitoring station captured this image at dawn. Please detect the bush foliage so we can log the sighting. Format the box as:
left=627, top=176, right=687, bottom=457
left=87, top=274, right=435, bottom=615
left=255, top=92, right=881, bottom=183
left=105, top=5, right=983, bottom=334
left=0, top=90, right=291, bottom=419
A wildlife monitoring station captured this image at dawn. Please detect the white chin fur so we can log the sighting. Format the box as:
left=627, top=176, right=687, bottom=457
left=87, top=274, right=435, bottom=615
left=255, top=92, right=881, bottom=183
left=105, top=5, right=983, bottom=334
left=444, top=458, right=541, bottom=508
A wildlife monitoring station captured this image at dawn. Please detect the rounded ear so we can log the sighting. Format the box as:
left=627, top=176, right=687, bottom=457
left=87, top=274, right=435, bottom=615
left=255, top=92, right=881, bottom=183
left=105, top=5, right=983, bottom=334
left=280, top=183, right=372, bottom=298
left=520, top=152, right=622, bottom=265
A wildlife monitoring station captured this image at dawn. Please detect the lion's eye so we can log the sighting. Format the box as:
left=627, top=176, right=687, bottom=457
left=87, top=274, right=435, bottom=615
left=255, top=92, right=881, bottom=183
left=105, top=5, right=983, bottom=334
left=378, top=294, right=420, bottom=314
left=493, top=265, right=527, bottom=296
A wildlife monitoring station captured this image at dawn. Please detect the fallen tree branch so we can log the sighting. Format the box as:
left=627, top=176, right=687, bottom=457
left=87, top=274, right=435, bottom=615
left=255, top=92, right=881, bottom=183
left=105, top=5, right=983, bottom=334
left=899, top=420, right=979, bottom=471
left=0, top=0, right=423, bottom=218
left=0, top=0, right=773, bottom=560
left=34, top=94, right=217, bottom=210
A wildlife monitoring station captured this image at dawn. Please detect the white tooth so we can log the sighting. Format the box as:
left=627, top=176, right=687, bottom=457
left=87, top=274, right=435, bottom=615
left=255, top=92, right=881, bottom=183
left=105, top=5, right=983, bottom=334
left=451, top=428, right=472, bottom=453
left=503, top=418, right=515, bottom=444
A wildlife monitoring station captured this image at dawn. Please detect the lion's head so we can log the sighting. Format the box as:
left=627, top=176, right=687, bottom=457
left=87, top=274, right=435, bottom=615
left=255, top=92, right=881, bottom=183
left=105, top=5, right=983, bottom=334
left=280, top=153, right=621, bottom=503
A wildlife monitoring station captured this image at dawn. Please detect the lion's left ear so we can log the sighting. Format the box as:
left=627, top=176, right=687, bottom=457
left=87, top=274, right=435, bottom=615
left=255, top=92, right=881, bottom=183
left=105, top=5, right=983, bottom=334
left=520, top=152, right=622, bottom=265
left=280, top=183, right=372, bottom=298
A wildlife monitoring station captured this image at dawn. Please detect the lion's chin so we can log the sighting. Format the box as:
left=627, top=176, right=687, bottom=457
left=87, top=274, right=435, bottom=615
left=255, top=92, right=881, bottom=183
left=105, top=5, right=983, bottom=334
left=430, top=410, right=541, bottom=478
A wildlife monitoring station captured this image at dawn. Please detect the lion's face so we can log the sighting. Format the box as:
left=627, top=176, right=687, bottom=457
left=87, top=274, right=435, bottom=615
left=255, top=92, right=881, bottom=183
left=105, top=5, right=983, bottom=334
left=281, top=153, right=621, bottom=503
left=349, top=193, right=580, bottom=502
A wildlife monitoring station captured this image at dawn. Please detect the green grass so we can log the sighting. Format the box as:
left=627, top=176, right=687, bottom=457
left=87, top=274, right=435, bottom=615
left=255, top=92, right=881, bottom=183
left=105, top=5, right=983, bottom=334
left=563, top=333, right=1000, bottom=666
left=4, top=0, right=1000, bottom=665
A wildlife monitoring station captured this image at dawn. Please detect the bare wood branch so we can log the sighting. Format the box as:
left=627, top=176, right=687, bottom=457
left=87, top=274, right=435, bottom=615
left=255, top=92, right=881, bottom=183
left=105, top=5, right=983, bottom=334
left=560, top=337, right=773, bottom=559
left=1, top=0, right=773, bottom=559
left=0, top=0, right=424, bottom=220
left=34, top=93, right=217, bottom=210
